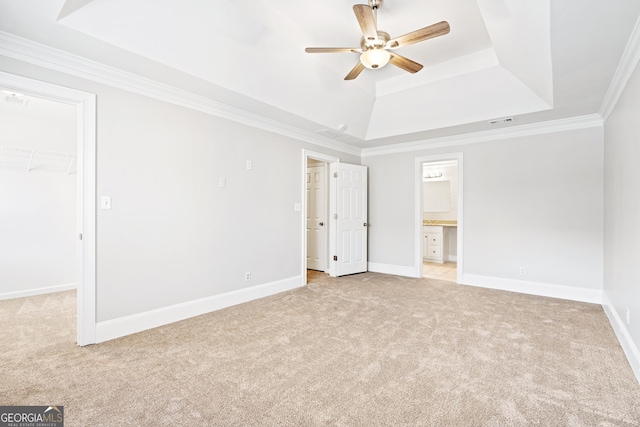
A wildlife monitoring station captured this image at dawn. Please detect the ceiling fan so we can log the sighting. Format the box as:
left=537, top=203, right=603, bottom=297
left=305, top=0, right=450, bottom=80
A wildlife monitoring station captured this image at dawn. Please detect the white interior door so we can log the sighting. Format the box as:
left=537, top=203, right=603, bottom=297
left=331, top=163, right=368, bottom=277
left=306, top=165, right=327, bottom=271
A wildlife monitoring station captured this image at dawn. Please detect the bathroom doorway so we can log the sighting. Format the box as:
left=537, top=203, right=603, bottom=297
left=415, top=153, right=463, bottom=282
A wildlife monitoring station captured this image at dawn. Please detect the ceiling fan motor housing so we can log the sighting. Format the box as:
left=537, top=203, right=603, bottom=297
left=360, top=31, right=390, bottom=49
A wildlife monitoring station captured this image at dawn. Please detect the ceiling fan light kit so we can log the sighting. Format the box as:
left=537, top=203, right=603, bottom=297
left=305, top=0, right=450, bottom=80
left=361, top=48, right=390, bottom=69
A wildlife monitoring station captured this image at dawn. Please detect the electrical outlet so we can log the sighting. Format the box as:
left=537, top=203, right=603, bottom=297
left=246, top=160, right=252, bottom=170
left=519, top=267, right=526, bottom=275
left=244, top=272, right=251, bottom=281
left=626, top=308, right=630, bottom=325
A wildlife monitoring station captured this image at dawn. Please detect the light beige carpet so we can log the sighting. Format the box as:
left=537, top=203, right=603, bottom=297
left=1, top=271, right=639, bottom=426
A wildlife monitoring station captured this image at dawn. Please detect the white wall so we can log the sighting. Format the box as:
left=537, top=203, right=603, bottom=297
left=0, top=56, right=359, bottom=327
left=0, top=100, right=77, bottom=297
left=603, top=56, right=640, bottom=380
left=364, top=126, right=604, bottom=297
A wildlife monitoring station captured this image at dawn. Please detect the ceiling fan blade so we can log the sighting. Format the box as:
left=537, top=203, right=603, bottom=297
left=387, top=21, right=450, bottom=49
left=353, top=4, right=378, bottom=41
left=389, top=53, right=423, bottom=73
left=345, top=62, right=366, bottom=80
left=305, top=47, right=361, bottom=53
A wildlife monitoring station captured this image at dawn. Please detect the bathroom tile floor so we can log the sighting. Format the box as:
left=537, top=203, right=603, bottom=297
left=423, top=261, right=457, bottom=282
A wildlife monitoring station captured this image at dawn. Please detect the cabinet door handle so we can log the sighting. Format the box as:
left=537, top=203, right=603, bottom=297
left=319, top=222, right=324, bottom=226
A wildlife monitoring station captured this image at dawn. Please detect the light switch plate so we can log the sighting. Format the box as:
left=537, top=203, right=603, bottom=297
left=101, top=196, right=111, bottom=210
left=294, top=203, right=301, bottom=212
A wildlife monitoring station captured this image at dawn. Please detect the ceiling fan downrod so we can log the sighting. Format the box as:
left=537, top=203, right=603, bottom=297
left=369, top=0, right=382, bottom=28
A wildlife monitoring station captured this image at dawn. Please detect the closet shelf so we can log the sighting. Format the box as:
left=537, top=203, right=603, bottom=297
left=0, top=145, right=76, bottom=174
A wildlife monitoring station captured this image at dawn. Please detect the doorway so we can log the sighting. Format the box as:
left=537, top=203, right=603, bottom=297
left=0, top=94, right=77, bottom=297
left=0, top=71, right=97, bottom=345
left=302, top=150, right=369, bottom=281
left=307, top=159, right=329, bottom=273
left=302, top=151, right=337, bottom=282
left=415, top=153, right=463, bottom=282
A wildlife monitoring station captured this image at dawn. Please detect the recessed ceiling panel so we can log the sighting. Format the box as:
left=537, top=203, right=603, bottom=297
left=51, top=0, right=613, bottom=144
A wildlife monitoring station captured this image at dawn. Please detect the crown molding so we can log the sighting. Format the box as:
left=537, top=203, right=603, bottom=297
left=600, top=14, right=640, bottom=122
left=361, top=114, right=604, bottom=157
left=0, top=31, right=361, bottom=157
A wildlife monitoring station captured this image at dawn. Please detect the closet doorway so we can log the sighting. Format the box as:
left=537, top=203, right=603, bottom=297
left=0, top=71, right=97, bottom=345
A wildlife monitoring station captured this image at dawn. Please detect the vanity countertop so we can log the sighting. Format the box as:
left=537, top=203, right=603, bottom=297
left=423, top=220, right=457, bottom=227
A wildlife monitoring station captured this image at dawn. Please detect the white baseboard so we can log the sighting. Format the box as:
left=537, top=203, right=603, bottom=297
left=95, top=275, right=303, bottom=343
left=0, top=282, right=77, bottom=300
left=448, top=255, right=458, bottom=262
left=602, top=293, right=640, bottom=385
left=460, top=274, right=602, bottom=304
left=368, top=262, right=418, bottom=278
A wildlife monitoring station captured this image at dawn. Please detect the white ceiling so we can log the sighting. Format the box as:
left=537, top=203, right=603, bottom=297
left=1, top=0, right=639, bottom=150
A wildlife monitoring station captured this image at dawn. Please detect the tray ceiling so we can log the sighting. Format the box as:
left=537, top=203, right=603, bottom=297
left=1, top=0, right=639, bottom=149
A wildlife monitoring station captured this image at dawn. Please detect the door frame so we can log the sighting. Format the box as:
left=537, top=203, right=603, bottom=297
left=0, top=71, right=97, bottom=345
left=301, top=150, right=339, bottom=283
left=415, top=153, right=463, bottom=280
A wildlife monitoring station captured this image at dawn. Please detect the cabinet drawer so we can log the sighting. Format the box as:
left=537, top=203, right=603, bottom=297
left=426, top=245, right=443, bottom=260
left=426, top=233, right=443, bottom=247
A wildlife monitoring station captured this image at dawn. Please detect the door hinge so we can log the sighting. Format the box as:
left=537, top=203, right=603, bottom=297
left=333, top=255, right=338, bottom=261
left=333, top=213, right=338, bottom=220
left=334, top=172, right=338, bottom=178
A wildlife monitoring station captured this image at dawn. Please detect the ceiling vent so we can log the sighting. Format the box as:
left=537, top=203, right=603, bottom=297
left=314, top=129, right=344, bottom=139
left=0, top=93, right=29, bottom=107
left=488, top=117, right=514, bottom=125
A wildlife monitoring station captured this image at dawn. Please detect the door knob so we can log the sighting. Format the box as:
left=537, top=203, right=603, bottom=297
left=363, top=222, right=368, bottom=227
left=319, top=222, right=324, bottom=226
